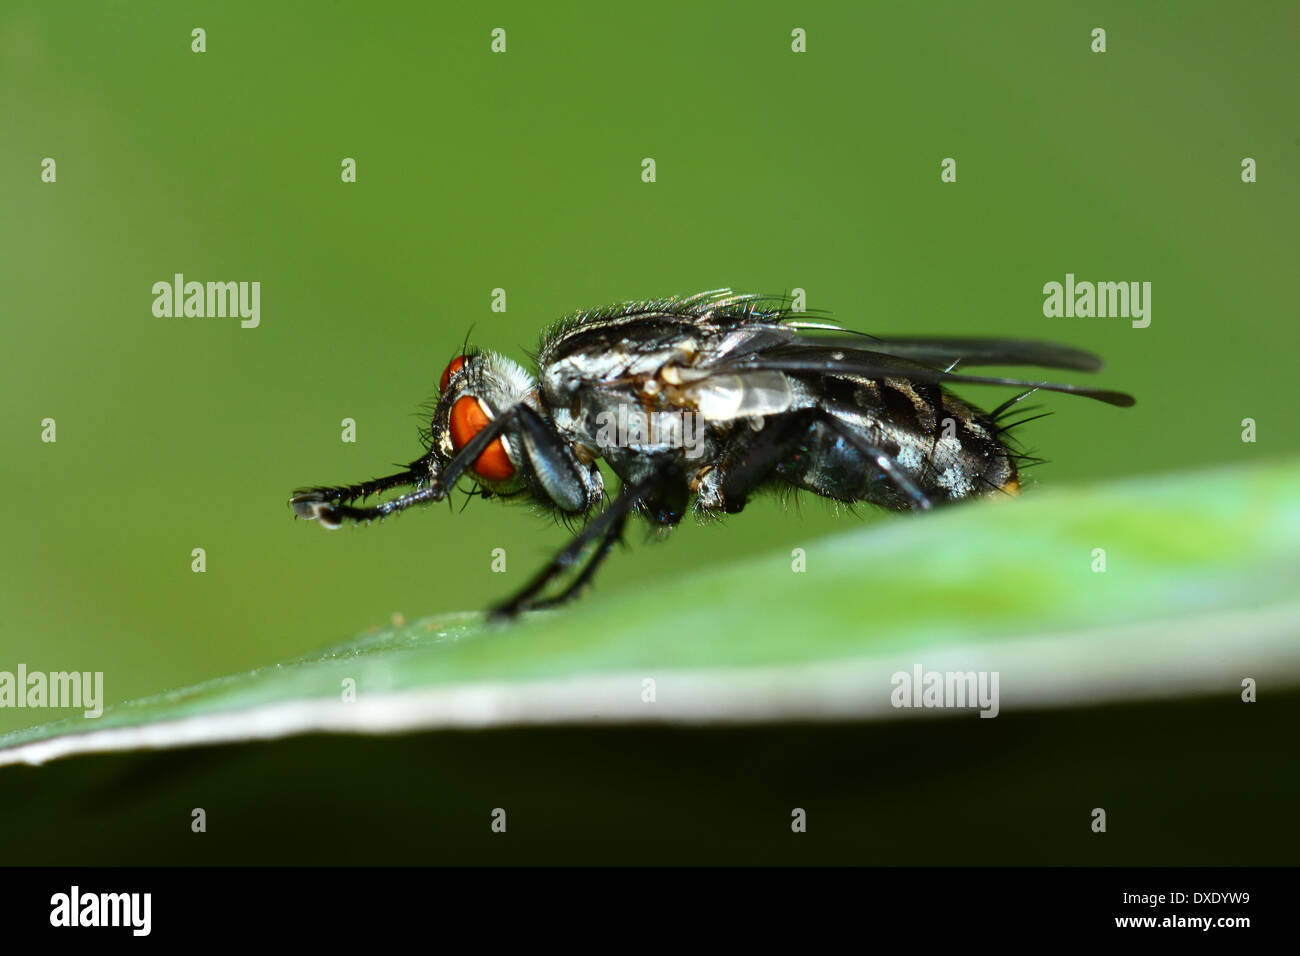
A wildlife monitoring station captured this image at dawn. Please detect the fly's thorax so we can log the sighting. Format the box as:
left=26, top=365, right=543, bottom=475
left=541, top=340, right=694, bottom=408
left=537, top=310, right=751, bottom=416
left=543, top=328, right=801, bottom=467
left=555, top=389, right=722, bottom=466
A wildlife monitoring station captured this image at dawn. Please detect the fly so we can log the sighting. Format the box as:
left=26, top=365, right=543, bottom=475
left=289, top=290, right=1135, bottom=618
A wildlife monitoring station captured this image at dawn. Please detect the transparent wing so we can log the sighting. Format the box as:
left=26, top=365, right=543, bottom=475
left=810, top=335, right=1105, bottom=372
left=702, top=343, right=1135, bottom=408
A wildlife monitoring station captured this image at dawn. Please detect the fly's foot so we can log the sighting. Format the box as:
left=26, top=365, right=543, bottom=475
left=289, top=491, right=343, bottom=529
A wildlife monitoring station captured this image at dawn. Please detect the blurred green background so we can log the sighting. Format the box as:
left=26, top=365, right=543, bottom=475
left=1, top=0, right=1296, bottom=737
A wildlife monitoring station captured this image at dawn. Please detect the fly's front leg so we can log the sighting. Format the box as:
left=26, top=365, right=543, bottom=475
left=292, top=483, right=446, bottom=527
left=289, top=408, right=518, bottom=526
left=289, top=461, right=436, bottom=528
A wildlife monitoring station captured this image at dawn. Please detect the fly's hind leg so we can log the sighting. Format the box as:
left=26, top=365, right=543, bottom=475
left=821, top=413, right=936, bottom=511
left=705, top=408, right=937, bottom=513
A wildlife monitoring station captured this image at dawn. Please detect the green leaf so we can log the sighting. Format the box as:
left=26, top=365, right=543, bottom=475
left=2, top=457, right=1297, bottom=767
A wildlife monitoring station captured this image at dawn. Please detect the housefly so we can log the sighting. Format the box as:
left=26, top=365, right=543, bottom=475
left=290, top=290, right=1134, bottom=618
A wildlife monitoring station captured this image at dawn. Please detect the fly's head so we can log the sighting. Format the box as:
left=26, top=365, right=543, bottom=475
left=288, top=346, right=604, bottom=531
left=430, top=349, right=604, bottom=513
left=430, top=350, right=536, bottom=495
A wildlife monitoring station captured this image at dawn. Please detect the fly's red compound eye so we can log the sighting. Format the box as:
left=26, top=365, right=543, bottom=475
left=439, top=355, right=466, bottom=392
left=448, top=395, right=515, bottom=481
